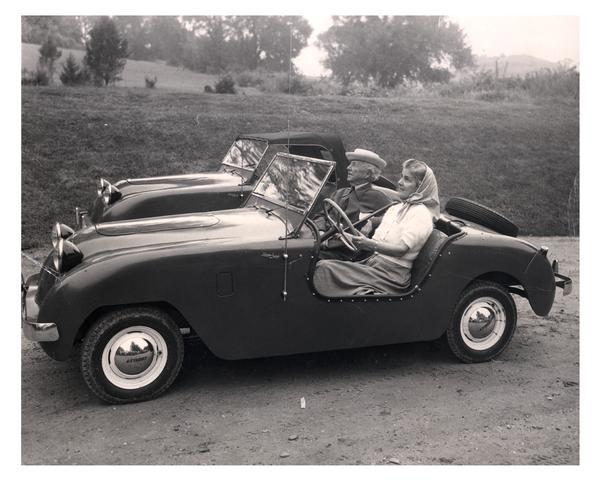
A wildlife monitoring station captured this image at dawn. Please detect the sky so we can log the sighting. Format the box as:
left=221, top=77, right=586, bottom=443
left=295, top=16, right=580, bottom=77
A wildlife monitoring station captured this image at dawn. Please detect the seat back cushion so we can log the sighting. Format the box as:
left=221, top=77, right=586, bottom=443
left=410, top=229, right=448, bottom=288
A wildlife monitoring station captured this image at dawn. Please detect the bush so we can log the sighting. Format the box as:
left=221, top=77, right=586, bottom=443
left=21, top=68, right=50, bottom=86
left=145, top=75, right=158, bottom=88
left=275, top=73, right=312, bottom=95
left=204, top=85, right=214, bottom=93
left=214, top=75, right=236, bottom=94
left=337, top=79, right=386, bottom=98
left=302, top=77, right=339, bottom=96
left=235, top=70, right=265, bottom=88
left=59, top=53, right=91, bottom=86
left=475, top=91, right=507, bottom=102
left=435, top=66, right=579, bottom=101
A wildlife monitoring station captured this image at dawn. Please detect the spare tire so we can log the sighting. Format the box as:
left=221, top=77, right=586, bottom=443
left=445, top=197, right=519, bottom=237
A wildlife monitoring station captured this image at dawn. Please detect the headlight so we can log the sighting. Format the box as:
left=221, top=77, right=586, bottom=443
left=51, top=222, right=75, bottom=249
left=52, top=238, right=83, bottom=273
left=52, top=238, right=64, bottom=271
left=101, top=183, right=122, bottom=206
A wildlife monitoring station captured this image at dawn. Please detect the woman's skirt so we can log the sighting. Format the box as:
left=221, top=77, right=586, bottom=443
left=313, top=254, right=411, bottom=297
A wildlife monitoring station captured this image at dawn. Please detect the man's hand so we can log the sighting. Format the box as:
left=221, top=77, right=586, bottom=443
left=360, top=219, right=373, bottom=236
left=322, top=234, right=345, bottom=250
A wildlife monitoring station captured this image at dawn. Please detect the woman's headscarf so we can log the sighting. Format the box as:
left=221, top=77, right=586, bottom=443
left=404, top=165, right=440, bottom=220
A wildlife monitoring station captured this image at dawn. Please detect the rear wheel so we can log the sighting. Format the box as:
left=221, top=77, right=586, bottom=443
left=447, top=282, right=517, bottom=363
left=81, top=307, right=184, bottom=404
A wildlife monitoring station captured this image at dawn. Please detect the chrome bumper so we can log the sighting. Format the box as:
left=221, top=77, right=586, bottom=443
left=552, top=260, right=573, bottom=296
left=21, top=274, right=59, bottom=342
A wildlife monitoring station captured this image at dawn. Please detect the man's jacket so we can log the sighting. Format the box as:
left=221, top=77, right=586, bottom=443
left=314, top=183, right=391, bottom=231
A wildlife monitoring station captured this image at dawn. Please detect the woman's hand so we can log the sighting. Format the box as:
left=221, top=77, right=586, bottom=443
left=348, top=233, right=377, bottom=252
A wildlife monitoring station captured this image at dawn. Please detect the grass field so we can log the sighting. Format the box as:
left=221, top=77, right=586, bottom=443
left=21, top=86, right=579, bottom=248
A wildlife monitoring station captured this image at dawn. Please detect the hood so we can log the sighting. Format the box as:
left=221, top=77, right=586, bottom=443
left=71, top=208, right=287, bottom=265
left=115, top=171, right=243, bottom=197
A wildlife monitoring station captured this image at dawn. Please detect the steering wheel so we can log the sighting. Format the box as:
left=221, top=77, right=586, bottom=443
left=323, top=198, right=361, bottom=252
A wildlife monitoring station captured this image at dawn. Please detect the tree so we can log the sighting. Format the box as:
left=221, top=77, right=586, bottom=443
left=181, top=16, right=312, bottom=73
left=113, top=16, right=153, bottom=61
left=84, top=17, right=129, bottom=86
left=59, top=53, right=90, bottom=86
left=318, top=16, right=473, bottom=87
left=227, top=16, right=312, bottom=72
left=38, top=35, right=62, bottom=82
left=145, top=16, right=186, bottom=65
left=22, top=16, right=85, bottom=48
left=182, top=16, right=233, bottom=73
left=112, top=16, right=187, bottom=64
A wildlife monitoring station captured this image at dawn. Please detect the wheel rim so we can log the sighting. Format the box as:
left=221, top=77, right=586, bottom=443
left=101, top=326, right=168, bottom=390
left=460, top=297, right=507, bottom=351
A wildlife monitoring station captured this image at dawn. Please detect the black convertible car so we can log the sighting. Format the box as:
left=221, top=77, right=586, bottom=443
left=22, top=153, right=571, bottom=404
left=80, top=131, right=395, bottom=227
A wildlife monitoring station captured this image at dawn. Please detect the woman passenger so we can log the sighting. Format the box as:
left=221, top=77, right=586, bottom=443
left=313, top=158, right=440, bottom=296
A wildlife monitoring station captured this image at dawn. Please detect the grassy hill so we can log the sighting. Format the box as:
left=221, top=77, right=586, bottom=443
left=21, top=86, right=578, bottom=248
left=473, top=54, right=562, bottom=77
left=22, top=43, right=220, bottom=92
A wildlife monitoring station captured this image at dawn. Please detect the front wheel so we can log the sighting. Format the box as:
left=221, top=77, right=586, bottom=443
left=80, top=307, right=184, bottom=404
left=446, top=282, right=517, bottom=363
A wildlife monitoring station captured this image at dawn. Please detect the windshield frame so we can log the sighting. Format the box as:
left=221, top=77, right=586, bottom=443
left=244, top=153, right=335, bottom=234
left=220, top=137, right=269, bottom=174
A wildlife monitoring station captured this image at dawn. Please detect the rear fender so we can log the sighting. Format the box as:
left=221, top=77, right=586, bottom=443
left=443, top=234, right=556, bottom=317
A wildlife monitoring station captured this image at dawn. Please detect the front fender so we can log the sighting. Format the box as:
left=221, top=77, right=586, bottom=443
left=100, top=185, right=252, bottom=222
left=36, top=241, right=255, bottom=360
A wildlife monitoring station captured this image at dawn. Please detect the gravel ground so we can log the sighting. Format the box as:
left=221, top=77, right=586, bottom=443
left=21, top=237, right=579, bottom=465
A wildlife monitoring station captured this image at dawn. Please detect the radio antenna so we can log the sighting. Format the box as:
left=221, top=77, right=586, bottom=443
left=281, top=22, right=293, bottom=302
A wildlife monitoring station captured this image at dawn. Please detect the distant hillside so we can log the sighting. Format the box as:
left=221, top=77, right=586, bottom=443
left=21, top=43, right=224, bottom=93
left=473, top=54, right=571, bottom=77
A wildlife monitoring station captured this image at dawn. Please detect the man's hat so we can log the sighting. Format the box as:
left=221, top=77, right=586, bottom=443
left=346, top=148, right=387, bottom=170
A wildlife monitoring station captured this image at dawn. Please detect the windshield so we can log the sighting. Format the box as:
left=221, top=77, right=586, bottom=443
left=221, top=138, right=268, bottom=172
left=251, top=153, right=334, bottom=215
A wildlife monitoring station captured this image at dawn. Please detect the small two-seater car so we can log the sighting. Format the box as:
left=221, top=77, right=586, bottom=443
left=22, top=153, right=572, bottom=404
left=79, top=131, right=395, bottom=227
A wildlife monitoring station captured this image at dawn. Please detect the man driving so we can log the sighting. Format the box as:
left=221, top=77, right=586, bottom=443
left=315, top=148, right=391, bottom=260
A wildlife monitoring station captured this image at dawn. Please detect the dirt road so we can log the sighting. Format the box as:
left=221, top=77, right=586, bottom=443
left=21, top=237, right=579, bottom=465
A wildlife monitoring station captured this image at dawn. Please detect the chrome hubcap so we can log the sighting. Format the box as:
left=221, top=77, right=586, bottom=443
left=102, top=326, right=168, bottom=390
left=114, top=337, right=155, bottom=375
left=460, top=297, right=506, bottom=351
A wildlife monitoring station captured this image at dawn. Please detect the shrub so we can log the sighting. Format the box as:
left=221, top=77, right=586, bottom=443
left=303, top=77, right=340, bottom=96
left=59, top=53, right=91, bottom=86
left=275, top=73, right=312, bottom=95
left=21, top=68, right=50, bottom=86
left=475, top=91, right=507, bottom=102
left=337, top=79, right=385, bottom=98
left=214, top=75, right=236, bottom=94
left=204, top=85, right=214, bottom=93
left=434, top=66, right=579, bottom=102
left=521, top=66, right=579, bottom=99
left=145, top=75, right=158, bottom=88
left=235, top=70, right=265, bottom=88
